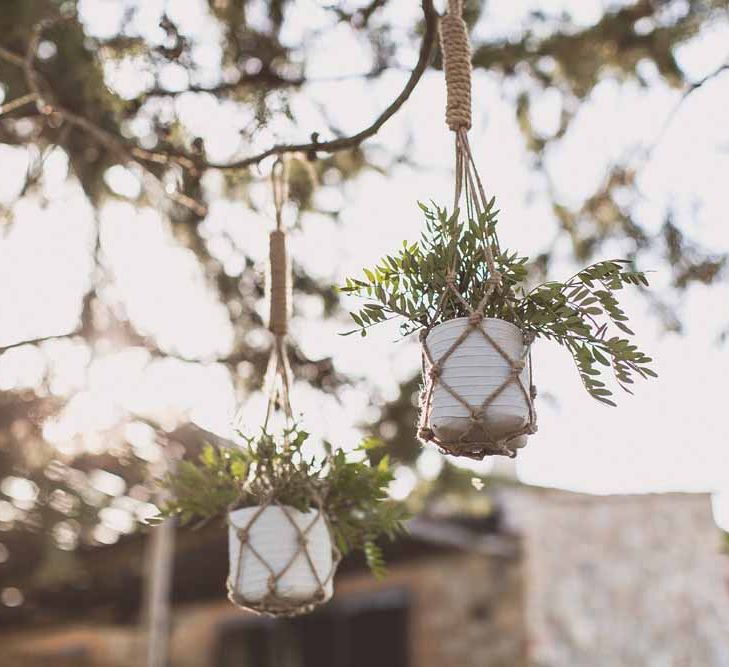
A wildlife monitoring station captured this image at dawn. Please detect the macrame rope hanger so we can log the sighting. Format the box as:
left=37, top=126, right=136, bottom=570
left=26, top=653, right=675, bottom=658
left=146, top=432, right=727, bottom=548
left=416, top=0, right=538, bottom=460
left=264, top=157, right=294, bottom=431
left=227, top=158, right=340, bottom=617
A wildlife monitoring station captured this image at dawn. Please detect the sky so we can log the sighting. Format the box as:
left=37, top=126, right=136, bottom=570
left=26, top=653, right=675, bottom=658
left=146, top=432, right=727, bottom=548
left=0, top=0, right=728, bottom=532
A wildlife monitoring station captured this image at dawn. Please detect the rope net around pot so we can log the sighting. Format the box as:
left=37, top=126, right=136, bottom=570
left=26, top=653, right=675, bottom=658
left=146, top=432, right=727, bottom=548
left=416, top=0, right=537, bottom=460
left=226, top=159, right=340, bottom=617
left=226, top=499, right=340, bottom=617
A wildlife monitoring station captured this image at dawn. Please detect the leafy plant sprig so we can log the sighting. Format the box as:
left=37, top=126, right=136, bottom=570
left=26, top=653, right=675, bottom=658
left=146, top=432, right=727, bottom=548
left=157, top=427, right=408, bottom=577
left=340, top=202, right=656, bottom=405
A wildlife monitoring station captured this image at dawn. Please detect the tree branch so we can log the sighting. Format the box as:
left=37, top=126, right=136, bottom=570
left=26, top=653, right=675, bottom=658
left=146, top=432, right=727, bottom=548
left=134, top=62, right=404, bottom=107
left=203, top=0, right=438, bottom=170
left=0, top=92, right=38, bottom=116
left=662, top=60, right=729, bottom=132
left=135, top=71, right=306, bottom=103
left=0, top=333, right=74, bottom=354
left=0, top=0, right=438, bottom=178
left=0, top=0, right=437, bottom=223
left=0, top=29, right=207, bottom=215
left=635, top=57, right=729, bottom=166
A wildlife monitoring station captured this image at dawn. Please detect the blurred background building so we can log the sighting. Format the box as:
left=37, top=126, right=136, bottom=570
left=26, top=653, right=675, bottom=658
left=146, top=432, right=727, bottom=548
left=2, top=445, right=727, bottom=666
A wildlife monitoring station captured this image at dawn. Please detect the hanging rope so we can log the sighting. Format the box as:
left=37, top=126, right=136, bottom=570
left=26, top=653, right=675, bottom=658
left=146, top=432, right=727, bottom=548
left=227, top=158, right=340, bottom=617
left=264, top=158, right=294, bottom=428
left=440, top=0, right=472, bottom=132
left=268, top=159, right=290, bottom=336
left=416, top=1, right=538, bottom=460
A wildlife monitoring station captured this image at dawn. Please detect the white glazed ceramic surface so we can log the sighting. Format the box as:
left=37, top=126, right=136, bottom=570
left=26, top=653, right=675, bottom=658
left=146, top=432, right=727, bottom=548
left=424, top=317, right=531, bottom=442
left=228, top=505, right=334, bottom=604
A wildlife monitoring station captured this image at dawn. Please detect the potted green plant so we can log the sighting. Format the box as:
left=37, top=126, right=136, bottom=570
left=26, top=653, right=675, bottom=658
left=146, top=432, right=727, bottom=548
left=157, top=426, right=406, bottom=616
left=341, top=200, right=656, bottom=458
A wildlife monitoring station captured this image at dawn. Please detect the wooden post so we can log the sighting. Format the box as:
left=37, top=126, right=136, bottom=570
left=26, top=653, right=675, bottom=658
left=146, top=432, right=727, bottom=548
left=144, top=513, right=175, bottom=667
left=142, top=440, right=179, bottom=667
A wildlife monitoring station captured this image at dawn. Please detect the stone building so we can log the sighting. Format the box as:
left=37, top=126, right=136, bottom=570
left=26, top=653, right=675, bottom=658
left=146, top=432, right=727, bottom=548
left=1, top=487, right=727, bottom=667
left=503, top=488, right=729, bottom=667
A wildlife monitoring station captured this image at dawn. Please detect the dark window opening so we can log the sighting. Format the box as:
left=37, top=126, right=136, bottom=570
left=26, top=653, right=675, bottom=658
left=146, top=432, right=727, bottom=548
left=215, top=588, right=409, bottom=667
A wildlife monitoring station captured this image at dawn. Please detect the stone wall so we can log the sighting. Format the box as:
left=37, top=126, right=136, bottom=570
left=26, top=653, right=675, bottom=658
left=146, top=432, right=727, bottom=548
left=335, top=550, right=527, bottom=667
left=0, top=548, right=528, bottom=667
left=501, top=489, right=729, bottom=667
left=165, top=548, right=528, bottom=667
left=3, top=489, right=727, bottom=667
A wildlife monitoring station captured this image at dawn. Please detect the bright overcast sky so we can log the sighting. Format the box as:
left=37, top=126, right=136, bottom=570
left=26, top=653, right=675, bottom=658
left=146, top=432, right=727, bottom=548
left=1, top=0, right=728, bottom=527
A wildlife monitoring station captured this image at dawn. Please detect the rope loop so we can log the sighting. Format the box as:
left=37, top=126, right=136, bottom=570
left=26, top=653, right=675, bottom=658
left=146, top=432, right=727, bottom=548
left=263, top=159, right=296, bottom=429
left=271, top=157, right=288, bottom=231
left=467, top=312, right=483, bottom=326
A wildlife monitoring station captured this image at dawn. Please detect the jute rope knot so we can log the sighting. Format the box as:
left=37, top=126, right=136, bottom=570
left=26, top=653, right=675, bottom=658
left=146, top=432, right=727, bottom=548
left=268, top=159, right=291, bottom=337
left=418, top=426, right=435, bottom=441
left=440, top=0, right=472, bottom=131
left=268, top=229, right=289, bottom=336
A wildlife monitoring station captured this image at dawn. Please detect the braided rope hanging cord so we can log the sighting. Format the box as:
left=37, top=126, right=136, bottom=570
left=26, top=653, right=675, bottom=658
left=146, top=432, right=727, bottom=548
left=263, top=158, right=294, bottom=429
left=416, top=0, right=537, bottom=460
left=227, top=159, right=340, bottom=617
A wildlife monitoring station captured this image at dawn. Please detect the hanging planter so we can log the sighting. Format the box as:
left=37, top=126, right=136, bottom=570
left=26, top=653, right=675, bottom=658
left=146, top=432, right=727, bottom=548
left=227, top=504, right=335, bottom=613
left=422, top=316, right=532, bottom=452
left=158, top=427, right=406, bottom=616
left=342, top=204, right=656, bottom=461
left=153, top=159, right=406, bottom=617
left=341, top=1, right=656, bottom=459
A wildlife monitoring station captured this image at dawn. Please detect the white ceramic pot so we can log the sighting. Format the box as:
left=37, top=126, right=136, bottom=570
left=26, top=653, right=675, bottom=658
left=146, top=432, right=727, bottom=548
left=423, top=317, right=532, bottom=444
left=228, top=505, right=335, bottom=608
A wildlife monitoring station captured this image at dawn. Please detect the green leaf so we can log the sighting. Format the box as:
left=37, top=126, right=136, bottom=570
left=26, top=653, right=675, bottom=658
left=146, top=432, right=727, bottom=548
left=592, top=348, right=610, bottom=366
